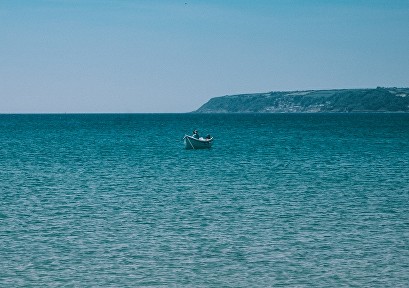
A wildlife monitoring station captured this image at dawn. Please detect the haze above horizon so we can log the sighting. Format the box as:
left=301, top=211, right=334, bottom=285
left=1, top=0, right=409, bottom=113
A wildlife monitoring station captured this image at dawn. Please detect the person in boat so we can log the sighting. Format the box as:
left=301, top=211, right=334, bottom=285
left=205, top=134, right=211, bottom=140
left=192, top=130, right=199, bottom=139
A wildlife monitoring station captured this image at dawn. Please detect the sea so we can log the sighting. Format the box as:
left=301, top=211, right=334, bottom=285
left=1, top=113, right=408, bottom=287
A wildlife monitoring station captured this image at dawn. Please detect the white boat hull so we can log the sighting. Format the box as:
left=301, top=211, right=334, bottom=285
left=183, top=135, right=213, bottom=149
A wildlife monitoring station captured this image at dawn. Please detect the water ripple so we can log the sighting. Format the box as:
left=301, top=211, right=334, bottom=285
left=1, top=114, right=408, bottom=287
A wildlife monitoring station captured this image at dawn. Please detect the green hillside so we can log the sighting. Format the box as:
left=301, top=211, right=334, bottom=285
left=195, top=87, right=409, bottom=113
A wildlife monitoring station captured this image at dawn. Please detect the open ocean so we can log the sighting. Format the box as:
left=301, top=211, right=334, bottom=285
left=1, top=113, right=408, bottom=287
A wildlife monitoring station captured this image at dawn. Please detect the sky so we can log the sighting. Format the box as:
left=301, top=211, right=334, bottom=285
left=1, top=0, right=409, bottom=113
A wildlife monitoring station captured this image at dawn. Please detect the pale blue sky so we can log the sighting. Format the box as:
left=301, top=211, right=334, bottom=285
left=1, top=0, right=408, bottom=113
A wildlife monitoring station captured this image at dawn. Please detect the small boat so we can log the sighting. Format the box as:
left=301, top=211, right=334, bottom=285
left=183, top=135, right=213, bottom=150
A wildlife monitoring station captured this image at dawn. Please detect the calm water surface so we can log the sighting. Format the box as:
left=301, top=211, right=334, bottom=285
left=1, top=114, right=408, bottom=287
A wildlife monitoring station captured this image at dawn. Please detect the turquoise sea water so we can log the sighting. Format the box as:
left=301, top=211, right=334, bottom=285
left=1, top=113, right=408, bottom=287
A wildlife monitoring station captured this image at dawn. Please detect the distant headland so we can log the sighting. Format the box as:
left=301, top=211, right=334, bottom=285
left=194, top=87, right=409, bottom=113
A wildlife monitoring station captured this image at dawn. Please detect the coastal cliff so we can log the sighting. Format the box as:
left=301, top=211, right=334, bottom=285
left=195, top=87, right=409, bottom=113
